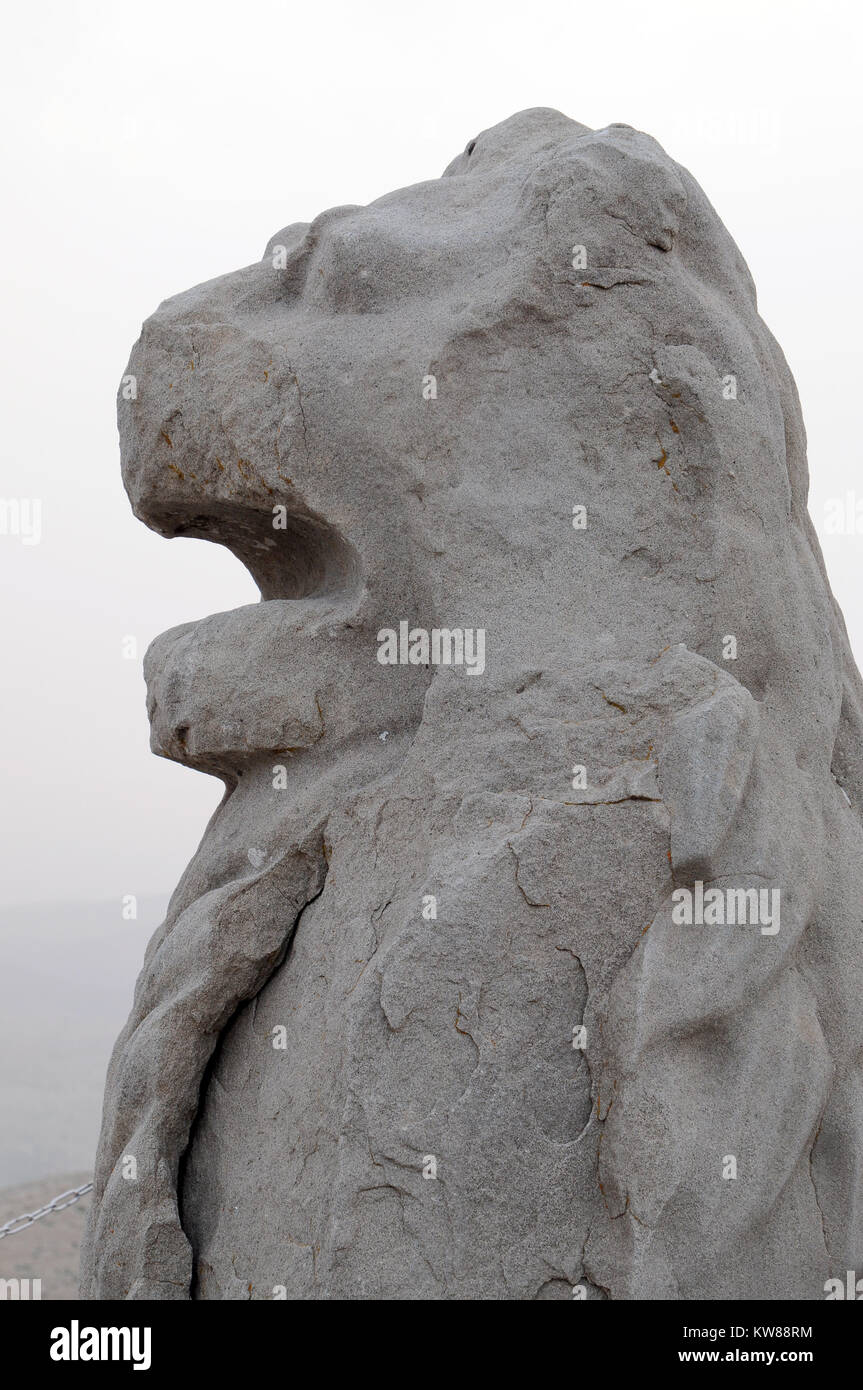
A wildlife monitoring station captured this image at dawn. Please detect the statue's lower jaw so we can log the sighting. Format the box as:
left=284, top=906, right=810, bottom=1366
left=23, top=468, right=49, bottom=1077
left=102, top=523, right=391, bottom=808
left=144, top=597, right=350, bottom=772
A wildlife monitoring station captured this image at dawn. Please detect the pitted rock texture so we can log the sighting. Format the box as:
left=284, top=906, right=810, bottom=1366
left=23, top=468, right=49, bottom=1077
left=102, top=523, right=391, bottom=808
left=82, top=108, right=863, bottom=1300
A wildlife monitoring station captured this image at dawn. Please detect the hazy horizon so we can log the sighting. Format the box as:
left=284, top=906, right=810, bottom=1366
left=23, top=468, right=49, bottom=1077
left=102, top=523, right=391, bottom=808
left=0, top=895, right=169, bottom=1186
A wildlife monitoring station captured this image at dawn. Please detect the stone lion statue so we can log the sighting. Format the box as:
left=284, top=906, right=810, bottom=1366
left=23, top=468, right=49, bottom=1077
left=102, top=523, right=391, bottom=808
left=82, top=108, right=863, bottom=1300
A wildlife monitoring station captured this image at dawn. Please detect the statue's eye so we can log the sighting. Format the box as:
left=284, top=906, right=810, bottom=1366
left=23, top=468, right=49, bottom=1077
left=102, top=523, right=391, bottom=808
left=466, top=140, right=476, bottom=156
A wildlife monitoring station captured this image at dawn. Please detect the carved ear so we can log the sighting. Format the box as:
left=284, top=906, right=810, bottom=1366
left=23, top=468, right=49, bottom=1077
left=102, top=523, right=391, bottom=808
left=535, top=124, right=688, bottom=256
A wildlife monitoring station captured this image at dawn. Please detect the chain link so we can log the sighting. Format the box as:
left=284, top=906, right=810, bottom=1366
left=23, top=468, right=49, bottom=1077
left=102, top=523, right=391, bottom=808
left=0, top=1181, right=94, bottom=1239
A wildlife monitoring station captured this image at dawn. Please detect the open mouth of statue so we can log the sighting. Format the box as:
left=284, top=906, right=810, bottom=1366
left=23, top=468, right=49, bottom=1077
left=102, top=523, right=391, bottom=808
left=146, top=499, right=362, bottom=603
left=140, top=497, right=365, bottom=775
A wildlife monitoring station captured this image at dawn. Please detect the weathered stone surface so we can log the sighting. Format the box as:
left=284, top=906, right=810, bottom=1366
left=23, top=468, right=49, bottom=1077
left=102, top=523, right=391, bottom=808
left=82, top=109, right=863, bottom=1300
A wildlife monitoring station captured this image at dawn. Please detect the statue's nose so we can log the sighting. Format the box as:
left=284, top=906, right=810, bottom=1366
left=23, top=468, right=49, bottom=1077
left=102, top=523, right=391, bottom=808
left=116, top=250, right=345, bottom=580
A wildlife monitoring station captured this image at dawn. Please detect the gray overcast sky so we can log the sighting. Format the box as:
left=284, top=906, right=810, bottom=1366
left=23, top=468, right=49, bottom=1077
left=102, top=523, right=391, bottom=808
left=1, top=0, right=861, bottom=906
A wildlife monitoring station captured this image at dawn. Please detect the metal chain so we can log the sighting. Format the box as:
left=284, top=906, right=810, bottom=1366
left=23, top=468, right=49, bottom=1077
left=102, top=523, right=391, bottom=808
left=0, top=1181, right=94, bottom=1239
